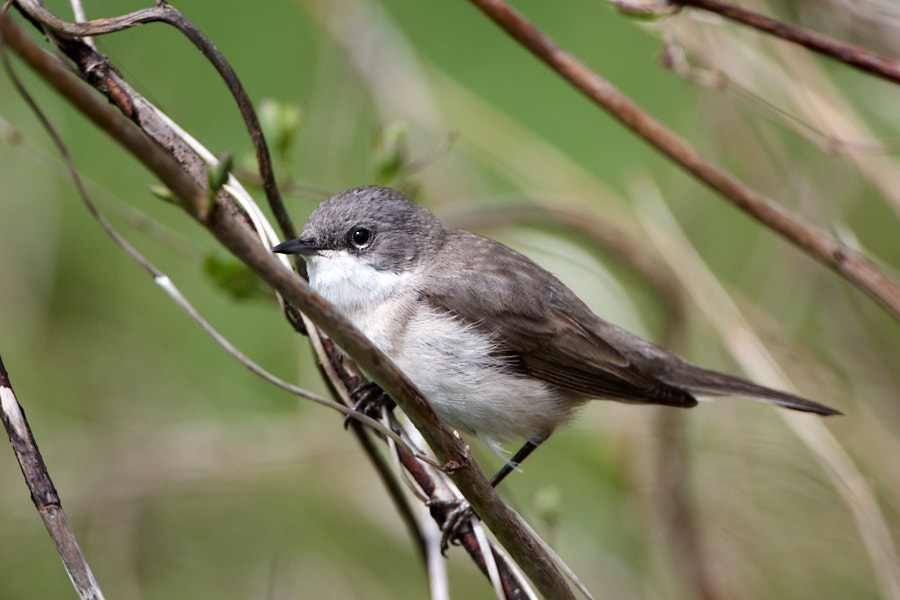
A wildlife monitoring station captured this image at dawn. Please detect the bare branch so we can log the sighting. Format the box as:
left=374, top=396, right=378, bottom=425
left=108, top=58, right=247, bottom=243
left=661, top=36, right=900, bottom=156
left=16, top=6, right=434, bottom=556
left=14, top=0, right=297, bottom=240
left=637, top=188, right=900, bottom=600
left=448, top=201, right=716, bottom=598
left=0, top=26, right=442, bottom=595
left=663, top=12, right=900, bottom=220
left=465, top=0, right=900, bottom=322
left=313, top=333, right=536, bottom=599
left=4, top=5, right=439, bottom=582
left=0, top=10, right=208, bottom=218
left=394, top=446, right=534, bottom=600
left=0, top=355, right=106, bottom=600
left=66, top=0, right=94, bottom=49
left=672, top=0, right=900, bottom=86
left=312, top=334, right=432, bottom=563
left=0, top=10, right=575, bottom=599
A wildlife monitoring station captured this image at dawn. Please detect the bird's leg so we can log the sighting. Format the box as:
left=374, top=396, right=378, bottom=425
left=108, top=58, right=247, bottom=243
left=489, top=438, right=544, bottom=487
left=343, top=380, right=395, bottom=428
left=437, top=437, right=546, bottom=552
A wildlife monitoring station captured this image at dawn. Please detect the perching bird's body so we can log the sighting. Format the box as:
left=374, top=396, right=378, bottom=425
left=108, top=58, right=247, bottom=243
left=275, top=186, right=838, bottom=454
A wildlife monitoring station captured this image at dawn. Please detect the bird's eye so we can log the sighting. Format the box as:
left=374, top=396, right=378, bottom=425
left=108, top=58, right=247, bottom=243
left=350, top=227, right=372, bottom=248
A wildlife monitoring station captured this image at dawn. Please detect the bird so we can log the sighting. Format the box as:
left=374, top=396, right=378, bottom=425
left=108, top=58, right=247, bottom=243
left=274, top=185, right=839, bottom=487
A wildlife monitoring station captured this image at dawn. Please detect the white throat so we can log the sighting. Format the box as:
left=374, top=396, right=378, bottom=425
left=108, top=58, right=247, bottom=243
left=305, top=250, right=411, bottom=313
left=304, top=247, right=565, bottom=450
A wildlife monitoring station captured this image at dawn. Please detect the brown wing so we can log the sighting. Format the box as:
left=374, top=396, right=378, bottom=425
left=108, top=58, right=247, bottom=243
left=422, top=231, right=697, bottom=408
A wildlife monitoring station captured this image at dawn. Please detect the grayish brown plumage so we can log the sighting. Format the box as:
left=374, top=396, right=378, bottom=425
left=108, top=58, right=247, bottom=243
left=275, top=186, right=839, bottom=455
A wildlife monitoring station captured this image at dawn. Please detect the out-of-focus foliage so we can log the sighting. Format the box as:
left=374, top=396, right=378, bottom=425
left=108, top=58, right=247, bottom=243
left=1, top=0, right=898, bottom=598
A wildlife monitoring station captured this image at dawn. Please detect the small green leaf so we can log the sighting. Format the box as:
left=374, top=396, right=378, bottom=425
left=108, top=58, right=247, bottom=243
left=149, top=184, right=177, bottom=204
left=207, top=153, right=233, bottom=202
left=259, top=98, right=305, bottom=160
left=372, top=122, right=408, bottom=186
left=532, top=486, right=562, bottom=526
left=204, top=253, right=266, bottom=300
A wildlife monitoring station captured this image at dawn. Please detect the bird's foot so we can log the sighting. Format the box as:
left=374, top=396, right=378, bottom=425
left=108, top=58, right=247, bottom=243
left=428, top=498, right=478, bottom=554
left=344, top=381, right=395, bottom=429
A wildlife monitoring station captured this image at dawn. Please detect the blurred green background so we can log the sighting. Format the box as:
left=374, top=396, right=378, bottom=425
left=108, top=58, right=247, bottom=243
left=1, top=0, right=899, bottom=598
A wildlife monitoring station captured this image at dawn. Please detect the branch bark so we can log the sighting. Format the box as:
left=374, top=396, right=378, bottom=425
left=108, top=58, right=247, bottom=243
left=466, top=0, right=900, bottom=322
left=13, top=0, right=298, bottom=240
left=0, top=354, right=106, bottom=600
left=672, top=0, right=900, bottom=86
left=0, top=10, right=576, bottom=599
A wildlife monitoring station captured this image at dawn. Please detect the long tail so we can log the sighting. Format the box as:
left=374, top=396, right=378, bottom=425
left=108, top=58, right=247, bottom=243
left=662, top=364, right=841, bottom=416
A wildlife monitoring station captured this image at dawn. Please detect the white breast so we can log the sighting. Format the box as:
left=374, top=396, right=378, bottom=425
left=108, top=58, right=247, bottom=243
left=305, top=250, right=574, bottom=451
left=306, top=250, right=409, bottom=315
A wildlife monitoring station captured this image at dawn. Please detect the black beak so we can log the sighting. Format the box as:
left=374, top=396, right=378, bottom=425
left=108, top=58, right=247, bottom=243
left=272, top=238, right=324, bottom=256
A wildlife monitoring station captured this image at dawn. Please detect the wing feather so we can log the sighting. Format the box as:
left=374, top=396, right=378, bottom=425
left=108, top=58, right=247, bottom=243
left=422, top=231, right=697, bottom=408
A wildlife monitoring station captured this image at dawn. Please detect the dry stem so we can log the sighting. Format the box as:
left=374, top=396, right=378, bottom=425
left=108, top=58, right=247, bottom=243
left=0, top=355, right=105, bottom=600
left=466, top=0, right=900, bottom=321
left=673, top=0, right=900, bottom=86
left=0, top=9, right=575, bottom=599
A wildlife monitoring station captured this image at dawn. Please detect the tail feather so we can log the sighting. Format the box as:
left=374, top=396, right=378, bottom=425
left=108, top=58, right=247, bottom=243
left=663, top=364, right=841, bottom=416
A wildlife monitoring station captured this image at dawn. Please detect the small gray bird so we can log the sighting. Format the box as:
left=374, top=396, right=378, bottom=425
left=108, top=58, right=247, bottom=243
left=274, top=186, right=838, bottom=483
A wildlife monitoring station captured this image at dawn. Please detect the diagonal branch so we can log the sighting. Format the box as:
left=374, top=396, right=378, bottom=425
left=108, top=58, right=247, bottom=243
left=14, top=0, right=297, bottom=241
left=9, top=0, right=437, bottom=573
left=0, top=10, right=575, bottom=599
left=671, top=0, right=900, bottom=86
left=0, top=354, right=106, bottom=600
left=465, top=0, right=900, bottom=322
left=320, top=338, right=532, bottom=600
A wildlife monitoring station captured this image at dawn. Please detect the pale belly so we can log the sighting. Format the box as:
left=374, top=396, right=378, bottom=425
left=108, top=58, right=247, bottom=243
left=346, top=298, right=573, bottom=449
left=305, top=252, right=575, bottom=448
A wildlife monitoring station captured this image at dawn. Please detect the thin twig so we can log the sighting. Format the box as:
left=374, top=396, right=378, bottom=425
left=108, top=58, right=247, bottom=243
left=0, top=354, right=106, bottom=600
left=655, top=409, right=721, bottom=600
left=465, top=0, right=900, bottom=322
left=672, top=0, right=900, bottom=86
left=0, top=11, right=575, bottom=599
left=14, top=0, right=297, bottom=241
left=664, top=10, right=900, bottom=220
left=661, top=36, right=900, bottom=156
left=311, top=332, right=431, bottom=562
left=316, top=335, right=532, bottom=599
left=445, top=202, right=717, bottom=597
left=66, top=0, right=93, bottom=49
left=0, top=31, right=427, bottom=464
left=7, top=7, right=516, bottom=594
left=27, top=3, right=433, bottom=563
left=395, top=447, right=533, bottom=600
left=637, top=183, right=900, bottom=600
